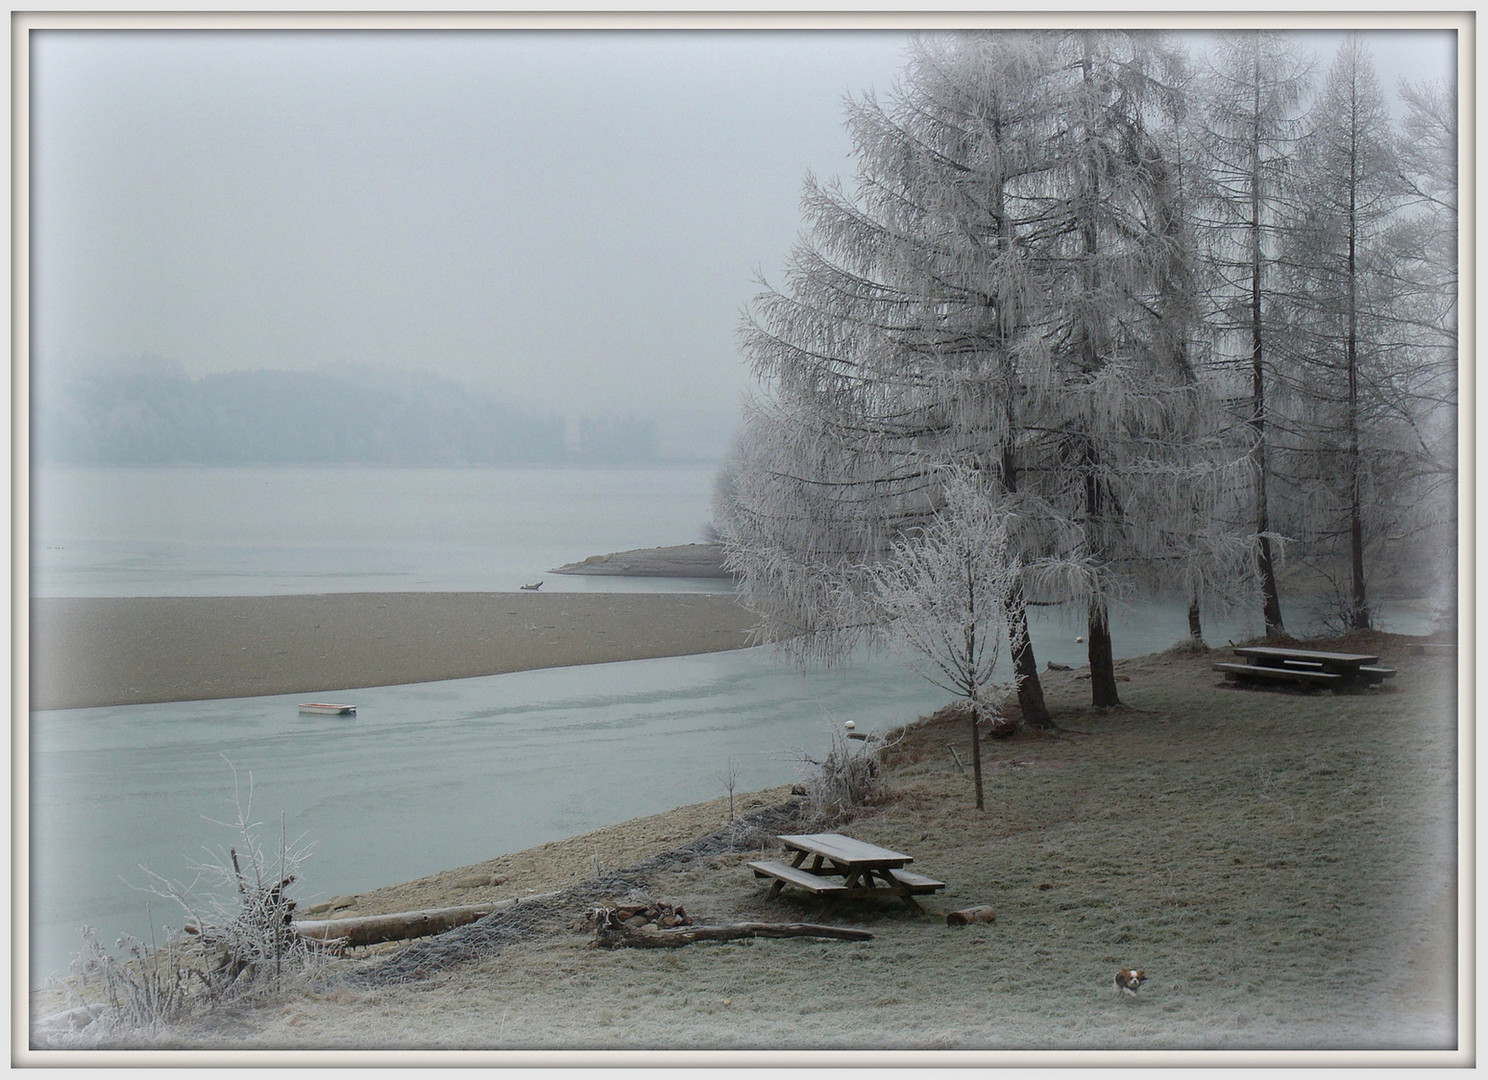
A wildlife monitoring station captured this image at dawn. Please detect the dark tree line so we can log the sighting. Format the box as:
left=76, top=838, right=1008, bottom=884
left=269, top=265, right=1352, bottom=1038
left=34, top=362, right=662, bottom=467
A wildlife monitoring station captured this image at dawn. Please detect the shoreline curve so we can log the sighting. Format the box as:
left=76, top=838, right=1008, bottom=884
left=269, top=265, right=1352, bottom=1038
left=29, top=591, right=762, bottom=710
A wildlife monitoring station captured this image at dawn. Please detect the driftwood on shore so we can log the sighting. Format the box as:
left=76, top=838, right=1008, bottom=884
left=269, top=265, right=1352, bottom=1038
left=291, top=902, right=509, bottom=949
left=288, top=891, right=568, bottom=949
left=590, top=908, right=872, bottom=949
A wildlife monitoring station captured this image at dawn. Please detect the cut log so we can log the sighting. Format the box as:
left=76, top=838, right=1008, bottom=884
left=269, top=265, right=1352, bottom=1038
left=592, top=910, right=871, bottom=949
left=292, top=902, right=505, bottom=948
left=285, top=889, right=565, bottom=949
left=946, top=905, right=997, bottom=926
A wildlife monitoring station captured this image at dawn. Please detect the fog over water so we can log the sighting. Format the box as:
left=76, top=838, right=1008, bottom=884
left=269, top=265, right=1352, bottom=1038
left=30, top=465, right=726, bottom=597
left=30, top=28, right=917, bottom=461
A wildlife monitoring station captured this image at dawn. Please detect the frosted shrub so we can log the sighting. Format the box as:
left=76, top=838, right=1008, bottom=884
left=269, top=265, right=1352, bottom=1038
left=52, top=762, right=326, bottom=1044
left=146, top=764, right=324, bottom=1000
left=55, top=927, right=197, bottom=1044
left=798, top=724, right=892, bottom=825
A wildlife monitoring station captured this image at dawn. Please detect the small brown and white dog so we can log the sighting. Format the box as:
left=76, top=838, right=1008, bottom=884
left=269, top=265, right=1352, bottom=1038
left=1115, top=968, right=1147, bottom=996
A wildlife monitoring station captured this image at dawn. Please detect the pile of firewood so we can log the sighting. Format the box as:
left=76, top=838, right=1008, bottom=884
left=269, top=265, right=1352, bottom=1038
left=591, top=900, right=694, bottom=933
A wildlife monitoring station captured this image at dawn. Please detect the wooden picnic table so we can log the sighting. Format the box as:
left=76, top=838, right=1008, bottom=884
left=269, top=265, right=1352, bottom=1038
left=1216, top=645, right=1395, bottom=691
left=748, top=832, right=945, bottom=913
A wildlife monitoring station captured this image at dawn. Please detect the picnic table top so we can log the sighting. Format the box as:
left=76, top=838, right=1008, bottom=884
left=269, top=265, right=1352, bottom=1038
left=1232, top=645, right=1380, bottom=664
left=777, top=833, right=915, bottom=866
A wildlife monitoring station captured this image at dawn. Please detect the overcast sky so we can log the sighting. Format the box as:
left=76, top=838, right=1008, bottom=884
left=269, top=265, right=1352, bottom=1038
left=28, top=25, right=1458, bottom=446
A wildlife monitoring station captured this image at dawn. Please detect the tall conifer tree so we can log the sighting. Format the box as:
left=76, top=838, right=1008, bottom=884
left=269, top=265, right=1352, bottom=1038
left=720, top=30, right=1233, bottom=717
left=1197, top=30, right=1313, bottom=638
left=1276, top=35, right=1405, bottom=630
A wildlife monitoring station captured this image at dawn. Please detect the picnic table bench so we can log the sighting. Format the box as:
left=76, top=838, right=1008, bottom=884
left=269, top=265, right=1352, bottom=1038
left=750, top=832, right=945, bottom=913
left=1217, top=646, right=1395, bottom=692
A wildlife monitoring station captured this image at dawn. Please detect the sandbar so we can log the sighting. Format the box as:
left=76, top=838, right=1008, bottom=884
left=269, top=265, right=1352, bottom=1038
left=28, top=591, right=761, bottom=710
left=549, top=541, right=732, bottom=578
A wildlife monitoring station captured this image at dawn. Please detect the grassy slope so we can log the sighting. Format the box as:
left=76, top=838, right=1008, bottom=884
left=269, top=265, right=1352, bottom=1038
left=65, top=635, right=1462, bottom=1053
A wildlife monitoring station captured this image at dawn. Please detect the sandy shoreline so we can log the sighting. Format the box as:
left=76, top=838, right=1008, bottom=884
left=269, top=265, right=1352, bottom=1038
left=28, top=591, right=761, bottom=710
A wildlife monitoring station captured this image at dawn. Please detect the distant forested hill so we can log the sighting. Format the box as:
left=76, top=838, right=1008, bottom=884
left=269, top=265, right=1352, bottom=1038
left=31, top=362, right=659, bottom=466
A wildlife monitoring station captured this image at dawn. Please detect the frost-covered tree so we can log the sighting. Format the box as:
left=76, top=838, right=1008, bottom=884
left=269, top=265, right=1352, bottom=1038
left=864, top=470, right=1029, bottom=809
left=719, top=29, right=1241, bottom=719
left=1196, top=30, right=1314, bottom=638
left=1021, top=29, right=1235, bottom=705
left=1150, top=44, right=1211, bottom=643
left=1275, top=35, right=1407, bottom=630
left=719, top=30, right=1069, bottom=726
left=1127, top=39, right=1263, bottom=646
left=1392, top=77, right=1457, bottom=407
left=1384, top=77, right=1458, bottom=615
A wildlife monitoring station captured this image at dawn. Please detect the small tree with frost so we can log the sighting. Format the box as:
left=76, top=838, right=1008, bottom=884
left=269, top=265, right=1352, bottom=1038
left=864, top=470, right=1043, bottom=810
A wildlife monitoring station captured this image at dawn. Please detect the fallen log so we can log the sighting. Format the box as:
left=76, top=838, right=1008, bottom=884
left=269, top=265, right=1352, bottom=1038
left=592, top=910, right=872, bottom=949
left=946, top=905, right=997, bottom=926
left=184, top=891, right=564, bottom=950
left=292, top=902, right=506, bottom=948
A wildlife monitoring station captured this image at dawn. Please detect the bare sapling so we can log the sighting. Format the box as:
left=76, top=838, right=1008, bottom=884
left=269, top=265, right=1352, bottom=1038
left=716, top=757, right=740, bottom=822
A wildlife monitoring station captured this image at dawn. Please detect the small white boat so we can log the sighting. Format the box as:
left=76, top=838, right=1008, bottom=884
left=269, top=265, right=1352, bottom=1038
left=298, top=702, right=357, bottom=716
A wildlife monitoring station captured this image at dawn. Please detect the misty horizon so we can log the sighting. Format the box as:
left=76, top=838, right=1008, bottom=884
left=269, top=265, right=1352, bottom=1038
left=35, top=359, right=732, bottom=466
left=27, top=22, right=1456, bottom=466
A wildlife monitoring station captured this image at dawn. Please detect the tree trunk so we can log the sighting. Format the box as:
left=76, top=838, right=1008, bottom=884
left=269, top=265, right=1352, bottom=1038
left=1349, top=498, right=1369, bottom=630
left=1087, top=599, right=1122, bottom=707
left=1257, top=531, right=1286, bottom=639
left=1248, top=101, right=1286, bottom=642
left=1006, top=591, right=1051, bottom=727
left=1187, top=592, right=1204, bottom=641
left=1345, top=128, right=1371, bottom=632
left=1252, top=306, right=1286, bottom=638
left=969, top=700, right=986, bottom=810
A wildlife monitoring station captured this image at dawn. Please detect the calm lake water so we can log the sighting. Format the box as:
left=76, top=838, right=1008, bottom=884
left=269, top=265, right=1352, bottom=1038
left=30, top=464, right=730, bottom=597
left=25, top=465, right=1436, bottom=985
